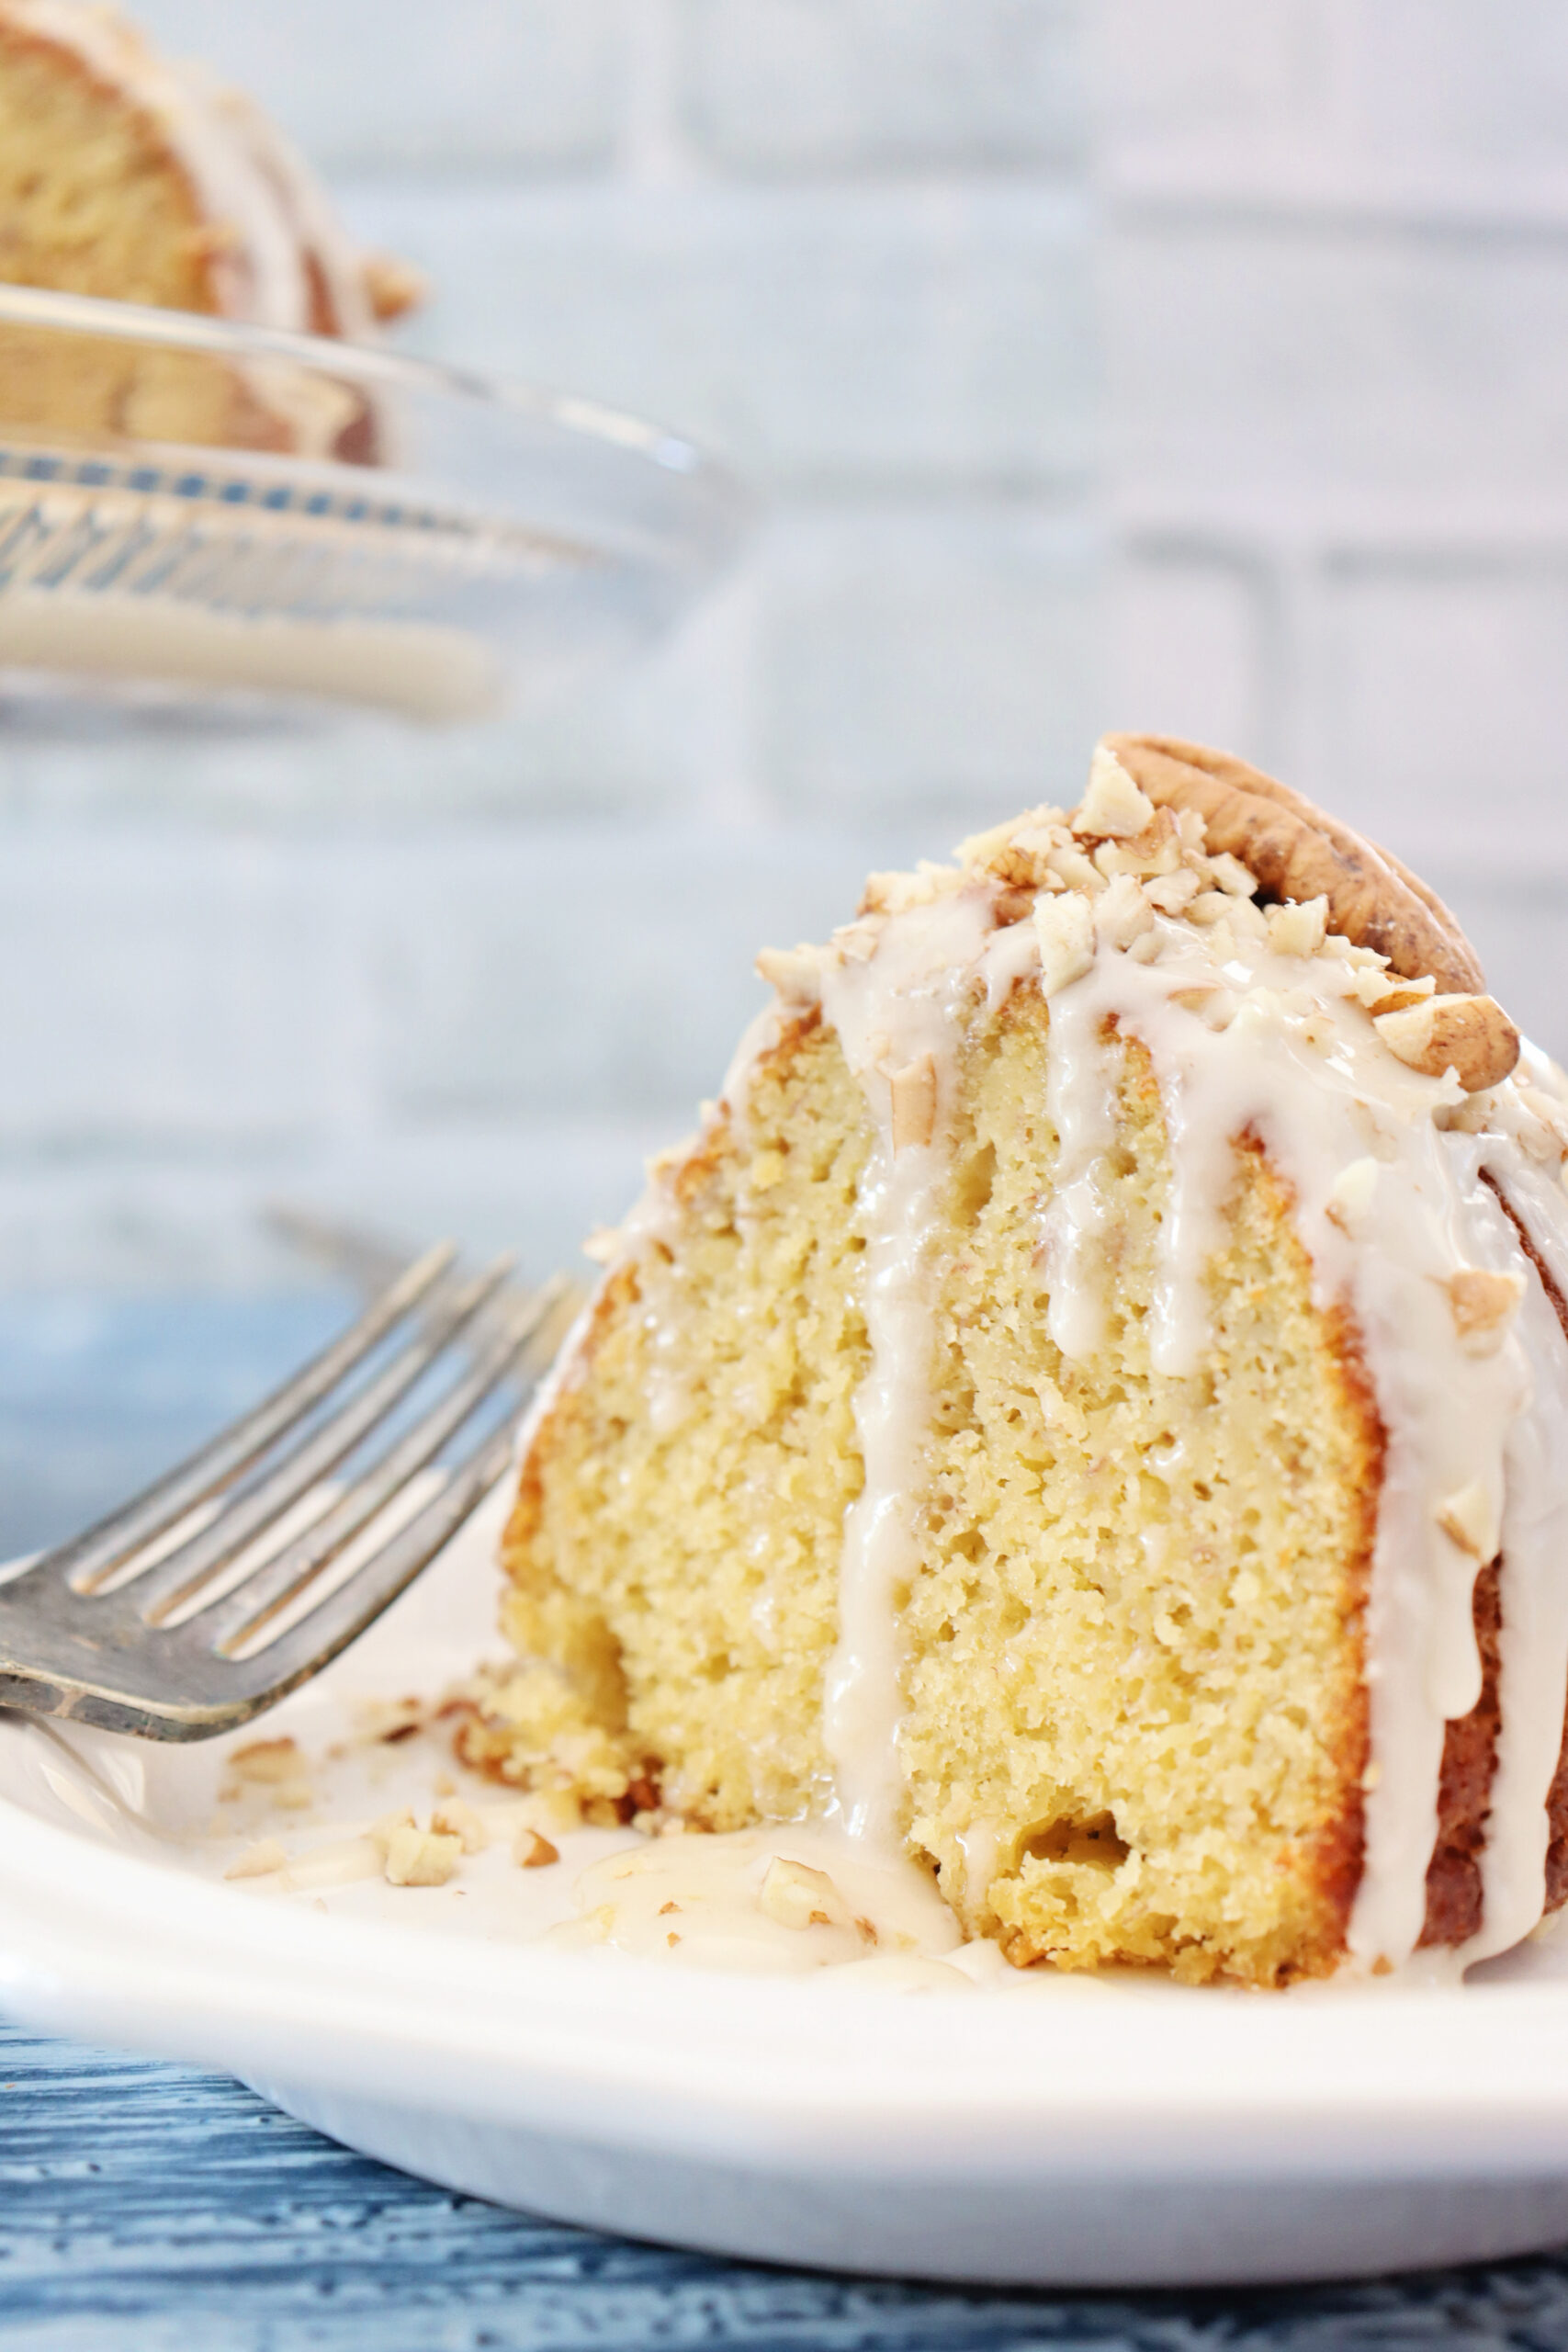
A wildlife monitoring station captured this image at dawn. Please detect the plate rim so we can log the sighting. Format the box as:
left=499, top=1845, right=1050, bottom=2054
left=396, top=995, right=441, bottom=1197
left=9, top=1765, right=1568, bottom=2184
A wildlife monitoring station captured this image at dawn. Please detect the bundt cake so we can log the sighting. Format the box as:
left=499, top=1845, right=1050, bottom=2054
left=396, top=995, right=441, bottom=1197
left=480, top=736, right=1568, bottom=1987
left=0, top=0, right=420, bottom=452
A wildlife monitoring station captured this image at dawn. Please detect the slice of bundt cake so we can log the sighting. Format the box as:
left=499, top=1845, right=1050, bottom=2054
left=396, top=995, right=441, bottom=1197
left=0, top=0, right=420, bottom=451
left=0, top=0, right=417, bottom=331
left=484, top=736, right=1568, bottom=1987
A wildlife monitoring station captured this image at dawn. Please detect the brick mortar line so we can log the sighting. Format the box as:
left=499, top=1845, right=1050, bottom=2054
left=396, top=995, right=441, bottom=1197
left=1109, top=189, right=1568, bottom=246
left=336, top=164, right=1095, bottom=208
left=1115, top=514, right=1568, bottom=560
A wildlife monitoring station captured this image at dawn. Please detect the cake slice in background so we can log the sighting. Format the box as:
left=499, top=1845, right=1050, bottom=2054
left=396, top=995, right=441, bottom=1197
left=0, top=0, right=419, bottom=331
left=472, top=735, right=1568, bottom=1990
left=0, top=0, right=421, bottom=450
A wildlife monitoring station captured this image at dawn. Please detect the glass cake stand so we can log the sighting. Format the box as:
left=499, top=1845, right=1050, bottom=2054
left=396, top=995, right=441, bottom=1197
left=0, top=283, right=748, bottom=726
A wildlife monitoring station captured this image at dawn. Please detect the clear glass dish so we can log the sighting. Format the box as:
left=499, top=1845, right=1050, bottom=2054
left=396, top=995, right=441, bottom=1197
left=0, top=283, right=748, bottom=726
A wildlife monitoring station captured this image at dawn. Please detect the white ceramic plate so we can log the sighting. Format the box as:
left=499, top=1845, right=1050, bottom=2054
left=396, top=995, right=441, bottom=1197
left=5, top=1495, right=1568, bottom=2290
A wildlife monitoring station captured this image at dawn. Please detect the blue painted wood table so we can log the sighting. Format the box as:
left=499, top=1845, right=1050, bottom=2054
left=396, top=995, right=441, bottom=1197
left=8, top=1295, right=1568, bottom=2348
left=13, top=2018, right=1568, bottom=2352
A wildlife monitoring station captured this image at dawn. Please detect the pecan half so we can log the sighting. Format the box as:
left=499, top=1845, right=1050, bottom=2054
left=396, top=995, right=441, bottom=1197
left=1100, top=733, right=1485, bottom=997
left=1375, top=994, right=1521, bottom=1093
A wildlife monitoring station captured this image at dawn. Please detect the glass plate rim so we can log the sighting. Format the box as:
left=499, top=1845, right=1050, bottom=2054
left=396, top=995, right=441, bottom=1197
left=0, top=279, right=733, bottom=492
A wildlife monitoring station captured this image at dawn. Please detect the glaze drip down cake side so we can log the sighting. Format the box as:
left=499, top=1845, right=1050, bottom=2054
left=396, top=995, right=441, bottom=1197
left=471, top=735, right=1568, bottom=1987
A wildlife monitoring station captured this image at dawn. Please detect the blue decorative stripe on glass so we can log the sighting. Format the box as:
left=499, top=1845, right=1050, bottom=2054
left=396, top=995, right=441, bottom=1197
left=0, top=444, right=465, bottom=540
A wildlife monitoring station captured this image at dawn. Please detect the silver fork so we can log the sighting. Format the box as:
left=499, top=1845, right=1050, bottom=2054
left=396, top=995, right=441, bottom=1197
left=0, top=1246, right=583, bottom=1741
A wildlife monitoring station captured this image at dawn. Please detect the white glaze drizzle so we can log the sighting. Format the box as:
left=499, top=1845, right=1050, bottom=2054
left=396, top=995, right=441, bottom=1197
left=1452, top=1157, right=1568, bottom=1967
left=1038, top=974, right=1120, bottom=1365
left=816, top=886, right=998, bottom=1849
left=717, top=999, right=792, bottom=1131
left=203, top=77, right=377, bottom=336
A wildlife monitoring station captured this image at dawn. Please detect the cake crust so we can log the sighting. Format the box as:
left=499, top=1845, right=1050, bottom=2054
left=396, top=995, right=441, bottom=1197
left=1422, top=1181, right=1568, bottom=1947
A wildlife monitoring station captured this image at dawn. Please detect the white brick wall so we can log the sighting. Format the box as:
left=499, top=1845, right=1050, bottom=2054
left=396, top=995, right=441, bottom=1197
left=378, top=824, right=889, bottom=1121
left=1111, top=220, right=1568, bottom=509
left=1107, top=0, right=1568, bottom=214
left=0, top=818, right=907, bottom=1283
left=1109, top=541, right=1270, bottom=765
left=5, top=0, right=1568, bottom=1289
left=762, top=506, right=1100, bottom=819
left=677, top=0, right=1087, bottom=175
left=1103, top=0, right=1568, bottom=1063
left=124, top=1, right=628, bottom=174
left=348, top=180, right=1094, bottom=492
left=0, top=832, right=370, bottom=1148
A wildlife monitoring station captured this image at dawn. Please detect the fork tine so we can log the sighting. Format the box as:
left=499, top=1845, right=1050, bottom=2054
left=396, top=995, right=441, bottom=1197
left=131, top=1253, right=518, bottom=1625
left=200, top=1276, right=569, bottom=1654
left=52, top=1241, right=457, bottom=1596
left=0, top=1266, right=587, bottom=1742
left=220, top=1415, right=523, bottom=1712
left=264, top=1201, right=413, bottom=1295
